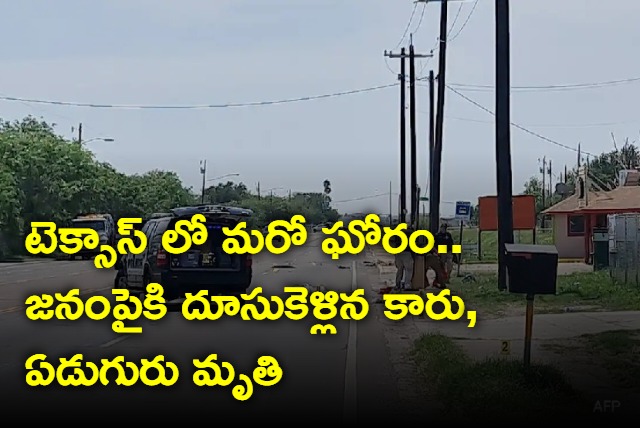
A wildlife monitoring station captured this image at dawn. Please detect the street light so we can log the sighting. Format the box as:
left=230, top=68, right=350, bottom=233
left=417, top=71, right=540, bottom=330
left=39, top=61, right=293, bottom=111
left=207, top=173, right=240, bottom=182
left=82, top=137, right=115, bottom=146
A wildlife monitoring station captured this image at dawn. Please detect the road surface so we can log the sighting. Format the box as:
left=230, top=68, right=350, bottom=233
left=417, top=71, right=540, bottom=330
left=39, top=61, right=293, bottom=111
left=0, top=234, right=430, bottom=423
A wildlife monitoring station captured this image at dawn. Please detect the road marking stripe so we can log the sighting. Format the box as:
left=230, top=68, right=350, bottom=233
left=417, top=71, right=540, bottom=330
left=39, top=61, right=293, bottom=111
left=343, top=259, right=358, bottom=424
left=100, top=336, right=130, bottom=348
left=0, top=286, right=112, bottom=316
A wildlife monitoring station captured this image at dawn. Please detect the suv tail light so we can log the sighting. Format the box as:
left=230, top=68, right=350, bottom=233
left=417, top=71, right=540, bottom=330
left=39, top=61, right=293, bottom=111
left=245, top=254, right=253, bottom=268
left=156, top=249, right=168, bottom=267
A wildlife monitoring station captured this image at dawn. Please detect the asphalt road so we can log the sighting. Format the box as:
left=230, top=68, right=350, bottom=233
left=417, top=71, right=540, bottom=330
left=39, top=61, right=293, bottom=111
left=0, top=234, right=430, bottom=423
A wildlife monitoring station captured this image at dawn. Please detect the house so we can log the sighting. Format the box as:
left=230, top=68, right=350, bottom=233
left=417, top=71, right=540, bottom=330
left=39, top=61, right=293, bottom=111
left=543, top=168, right=640, bottom=262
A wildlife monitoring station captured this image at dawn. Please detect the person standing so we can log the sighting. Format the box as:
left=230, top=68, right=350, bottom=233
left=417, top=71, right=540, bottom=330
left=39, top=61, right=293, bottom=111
left=393, top=225, right=414, bottom=291
left=434, top=223, right=455, bottom=279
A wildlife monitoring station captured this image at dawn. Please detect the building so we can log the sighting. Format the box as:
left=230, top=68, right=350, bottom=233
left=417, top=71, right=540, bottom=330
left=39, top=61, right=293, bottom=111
left=543, top=168, right=640, bottom=262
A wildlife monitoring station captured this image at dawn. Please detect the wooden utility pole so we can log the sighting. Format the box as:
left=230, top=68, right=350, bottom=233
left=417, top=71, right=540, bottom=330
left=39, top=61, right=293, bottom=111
left=540, top=157, right=546, bottom=209
left=428, top=69, right=435, bottom=231
left=495, top=0, right=515, bottom=291
left=77, top=123, right=82, bottom=145
left=431, top=0, right=449, bottom=234
left=384, top=48, right=408, bottom=223
left=548, top=159, right=553, bottom=200
left=408, top=35, right=431, bottom=228
left=257, top=182, right=261, bottom=200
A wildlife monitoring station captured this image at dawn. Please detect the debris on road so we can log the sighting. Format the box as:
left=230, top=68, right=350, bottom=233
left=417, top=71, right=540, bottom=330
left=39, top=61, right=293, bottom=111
left=272, top=264, right=295, bottom=269
left=338, top=265, right=350, bottom=269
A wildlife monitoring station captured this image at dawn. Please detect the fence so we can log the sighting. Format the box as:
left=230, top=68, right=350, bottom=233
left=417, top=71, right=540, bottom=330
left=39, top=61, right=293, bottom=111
left=609, top=213, right=640, bottom=286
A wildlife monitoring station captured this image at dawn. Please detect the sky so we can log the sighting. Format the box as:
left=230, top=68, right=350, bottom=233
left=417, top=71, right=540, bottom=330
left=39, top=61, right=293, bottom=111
left=1, top=0, right=639, bottom=217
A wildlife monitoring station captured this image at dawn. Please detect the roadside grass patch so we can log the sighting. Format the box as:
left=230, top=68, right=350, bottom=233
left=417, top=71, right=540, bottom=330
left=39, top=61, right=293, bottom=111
left=581, top=329, right=640, bottom=388
left=412, top=333, right=584, bottom=422
left=449, top=270, right=640, bottom=317
left=460, top=227, right=553, bottom=263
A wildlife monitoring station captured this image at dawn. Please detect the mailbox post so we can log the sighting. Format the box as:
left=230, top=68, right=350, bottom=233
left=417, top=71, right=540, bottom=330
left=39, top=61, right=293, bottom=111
left=504, top=244, right=559, bottom=367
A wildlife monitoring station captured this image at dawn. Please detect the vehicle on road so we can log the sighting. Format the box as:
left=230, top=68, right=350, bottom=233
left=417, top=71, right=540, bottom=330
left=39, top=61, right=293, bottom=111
left=114, top=205, right=254, bottom=301
left=312, top=222, right=333, bottom=233
left=70, top=213, right=116, bottom=260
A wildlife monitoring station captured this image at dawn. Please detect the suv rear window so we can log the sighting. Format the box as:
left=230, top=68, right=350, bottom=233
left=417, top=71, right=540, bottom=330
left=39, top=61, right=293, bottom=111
left=165, top=216, right=245, bottom=270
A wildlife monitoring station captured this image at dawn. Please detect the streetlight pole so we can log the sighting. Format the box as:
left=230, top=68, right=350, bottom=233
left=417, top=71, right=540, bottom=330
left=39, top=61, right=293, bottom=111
left=200, top=160, right=207, bottom=204
left=204, top=173, right=240, bottom=204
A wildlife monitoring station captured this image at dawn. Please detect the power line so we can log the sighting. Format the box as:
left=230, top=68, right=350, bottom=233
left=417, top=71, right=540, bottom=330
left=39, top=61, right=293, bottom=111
left=418, top=2, right=464, bottom=76
left=446, top=84, right=595, bottom=156
left=447, top=0, right=479, bottom=42
left=0, top=83, right=397, bottom=110
left=446, top=76, right=640, bottom=91
left=412, top=2, right=428, bottom=34
left=443, top=114, right=640, bottom=129
left=333, top=192, right=455, bottom=204
left=395, top=2, right=419, bottom=50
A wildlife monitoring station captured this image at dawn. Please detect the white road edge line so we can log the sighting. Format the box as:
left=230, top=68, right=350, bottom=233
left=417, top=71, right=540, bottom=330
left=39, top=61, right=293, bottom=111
left=343, top=259, right=358, bottom=424
left=100, top=336, right=131, bottom=348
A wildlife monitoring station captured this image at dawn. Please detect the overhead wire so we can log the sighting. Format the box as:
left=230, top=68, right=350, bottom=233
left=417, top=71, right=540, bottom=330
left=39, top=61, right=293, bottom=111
left=447, top=0, right=479, bottom=42
left=385, top=2, right=420, bottom=75
left=418, top=1, right=466, bottom=75
left=443, top=115, right=640, bottom=129
left=447, top=77, right=640, bottom=92
left=445, top=84, right=596, bottom=156
left=0, top=83, right=398, bottom=110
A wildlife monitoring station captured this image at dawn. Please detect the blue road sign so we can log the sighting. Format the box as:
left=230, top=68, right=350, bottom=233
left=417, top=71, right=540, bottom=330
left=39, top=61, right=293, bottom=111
left=455, top=201, right=472, bottom=221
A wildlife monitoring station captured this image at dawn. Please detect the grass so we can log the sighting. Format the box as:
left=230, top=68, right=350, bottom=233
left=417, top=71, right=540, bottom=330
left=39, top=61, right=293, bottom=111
left=581, top=330, right=640, bottom=388
left=412, top=333, right=585, bottom=422
left=458, top=227, right=553, bottom=263
left=449, top=270, right=640, bottom=317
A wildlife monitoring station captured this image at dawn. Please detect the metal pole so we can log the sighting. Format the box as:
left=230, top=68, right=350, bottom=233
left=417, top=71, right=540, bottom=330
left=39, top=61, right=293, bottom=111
left=524, top=293, right=534, bottom=367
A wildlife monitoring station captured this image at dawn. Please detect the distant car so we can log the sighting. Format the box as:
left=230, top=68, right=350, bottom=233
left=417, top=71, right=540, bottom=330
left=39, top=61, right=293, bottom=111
left=114, top=205, right=253, bottom=301
left=312, top=222, right=334, bottom=233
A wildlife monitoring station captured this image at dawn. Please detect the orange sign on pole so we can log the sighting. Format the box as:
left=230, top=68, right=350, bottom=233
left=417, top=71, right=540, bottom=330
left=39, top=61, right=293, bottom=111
left=478, top=195, right=536, bottom=231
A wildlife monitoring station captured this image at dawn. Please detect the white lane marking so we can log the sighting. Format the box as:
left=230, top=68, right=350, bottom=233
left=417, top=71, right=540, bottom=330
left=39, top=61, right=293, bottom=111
left=100, top=336, right=131, bottom=348
left=343, top=259, right=358, bottom=424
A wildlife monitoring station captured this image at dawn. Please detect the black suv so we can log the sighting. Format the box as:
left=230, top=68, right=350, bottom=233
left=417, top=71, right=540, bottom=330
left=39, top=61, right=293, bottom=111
left=115, top=205, right=254, bottom=301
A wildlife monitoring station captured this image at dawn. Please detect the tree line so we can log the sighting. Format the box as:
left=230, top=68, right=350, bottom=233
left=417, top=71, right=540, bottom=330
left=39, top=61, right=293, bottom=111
left=0, top=116, right=338, bottom=259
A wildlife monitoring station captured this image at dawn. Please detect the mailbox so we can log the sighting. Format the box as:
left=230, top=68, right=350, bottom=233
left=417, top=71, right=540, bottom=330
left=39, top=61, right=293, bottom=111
left=504, top=243, right=558, bottom=295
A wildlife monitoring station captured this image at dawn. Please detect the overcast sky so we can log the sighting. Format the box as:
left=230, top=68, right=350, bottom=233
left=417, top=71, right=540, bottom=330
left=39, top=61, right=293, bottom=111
left=1, top=0, right=639, bottom=216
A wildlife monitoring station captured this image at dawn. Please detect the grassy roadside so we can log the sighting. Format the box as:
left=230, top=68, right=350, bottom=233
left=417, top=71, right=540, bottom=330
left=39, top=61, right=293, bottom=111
left=449, top=271, right=640, bottom=317
left=459, top=227, right=553, bottom=263
left=543, top=329, right=640, bottom=390
left=412, top=333, right=586, bottom=422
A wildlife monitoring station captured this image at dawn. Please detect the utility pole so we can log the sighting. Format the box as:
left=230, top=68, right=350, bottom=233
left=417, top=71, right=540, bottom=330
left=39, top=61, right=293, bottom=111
left=548, top=159, right=553, bottom=201
left=540, top=157, right=546, bottom=209
left=389, top=181, right=393, bottom=226
left=257, top=182, right=261, bottom=200
left=495, top=0, right=515, bottom=291
left=577, top=143, right=581, bottom=168
left=564, top=165, right=568, bottom=183
left=200, top=160, right=207, bottom=204
left=428, top=69, right=435, bottom=231
left=408, top=35, right=431, bottom=229
left=431, top=0, right=449, bottom=234
left=77, top=123, right=82, bottom=145
left=384, top=48, right=407, bottom=223
left=288, top=189, right=292, bottom=200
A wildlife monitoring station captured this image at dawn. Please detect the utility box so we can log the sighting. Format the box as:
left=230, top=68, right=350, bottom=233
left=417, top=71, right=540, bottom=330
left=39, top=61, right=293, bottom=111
left=592, top=227, right=609, bottom=271
left=504, top=244, right=558, bottom=295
